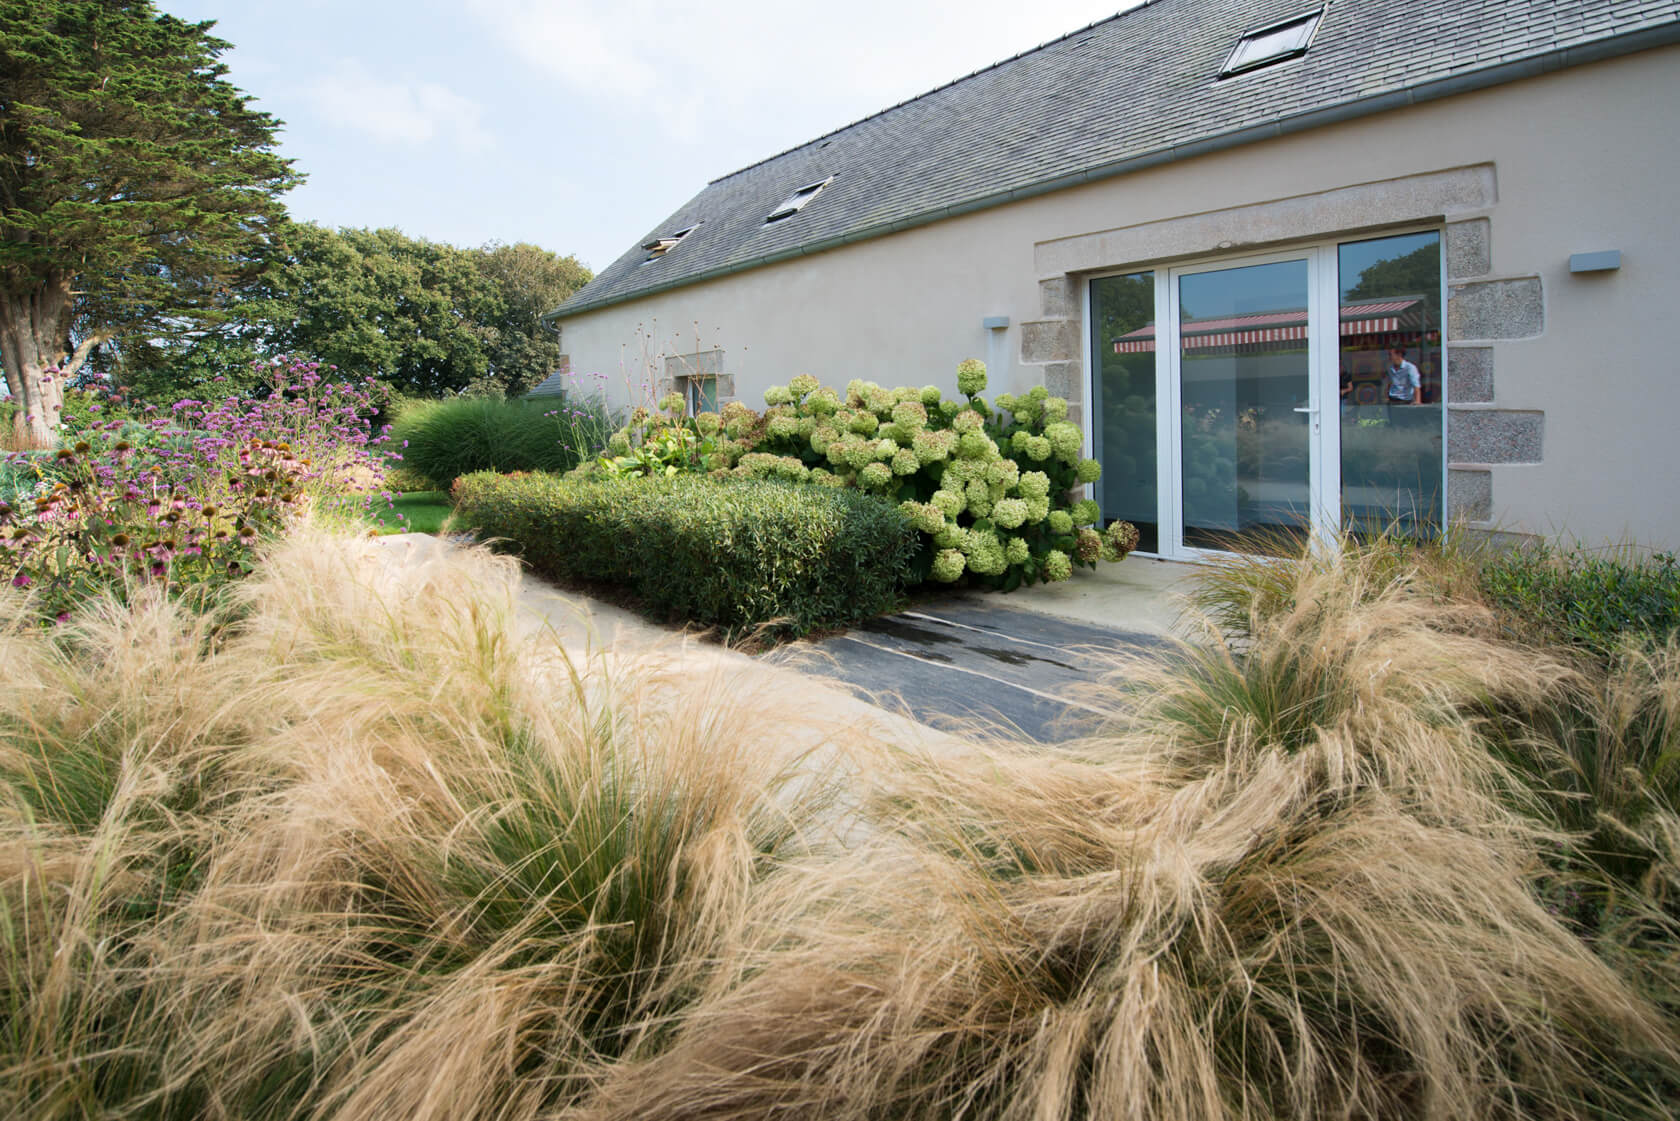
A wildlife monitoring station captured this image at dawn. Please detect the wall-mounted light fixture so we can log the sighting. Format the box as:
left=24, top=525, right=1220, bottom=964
left=1569, top=250, right=1621, bottom=274
left=982, top=316, right=1009, bottom=330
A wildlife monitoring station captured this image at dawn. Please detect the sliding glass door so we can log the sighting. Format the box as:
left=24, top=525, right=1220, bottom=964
left=1088, top=231, right=1444, bottom=558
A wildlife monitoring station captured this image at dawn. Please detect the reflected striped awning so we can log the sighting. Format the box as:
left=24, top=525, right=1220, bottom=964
left=1111, top=298, right=1423, bottom=354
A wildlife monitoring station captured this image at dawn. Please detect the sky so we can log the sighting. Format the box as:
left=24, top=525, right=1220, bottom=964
left=164, top=0, right=1148, bottom=274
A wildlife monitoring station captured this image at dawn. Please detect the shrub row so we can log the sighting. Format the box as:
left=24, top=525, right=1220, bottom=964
left=391, top=396, right=616, bottom=487
left=451, top=470, right=918, bottom=638
left=1480, top=543, right=1680, bottom=655
left=584, top=360, right=1137, bottom=591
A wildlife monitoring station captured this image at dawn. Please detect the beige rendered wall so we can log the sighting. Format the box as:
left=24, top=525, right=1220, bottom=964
left=557, top=44, right=1680, bottom=550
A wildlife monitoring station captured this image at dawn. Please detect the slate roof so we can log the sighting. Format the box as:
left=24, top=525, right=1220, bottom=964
left=551, top=0, right=1680, bottom=320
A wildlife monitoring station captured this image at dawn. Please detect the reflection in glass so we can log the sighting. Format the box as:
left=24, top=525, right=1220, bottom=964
left=1175, top=259, right=1313, bottom=551
left=1090, top=272, right=1157, bottom=553
left=1337, top=232, right=1443, bottom=535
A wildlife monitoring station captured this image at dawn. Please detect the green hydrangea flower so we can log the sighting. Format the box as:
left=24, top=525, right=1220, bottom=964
left=951, top=408, right=983, bottom=433
left=1024, top=435, right=1052, bottom=461
left=934, top=523, right=964, bottom=549
left=1010, top=397, right=1042, bottom=426
left=920, top=385, right=942, bottom=406
left=859, top=462, right=893, bottom=488
left=956, top=358, right=988, bottom=398
left=931, top=548, right=966, bottom=582
left=806, top=388, right=841, bottom=416
left=992, top=497, right=1028, bottom=529
left=937, top=399, right=962, bottom=420
left=965, top=530, right=1008, bottom=575
left=763, top=385, right=793, bottom=407
left=1017, top=471, right=1051, bottom=500
left=607, top=431, right=631, bottom=455
left=1041, top=396, right=1069, bottom=423
left=767, top=414, right=800, bottom=438
left=844, top=380, right=871, bottom=407
left=1075, top=527, right=1102, bottom=563
left=658, top=392, right=687, bottom=416
left=964, top=479, right=993, bottom=518
left=694, top=411, right=722, bottom=436
left=930, top=488, right=964, bottom=518
left=1045, top=421, right=1084, bottom=463
left=891, top=448, right=920, bottom=475
left=810, top=425, right=838, bottom=453
left=1005, top=536, right=1030, bottom=565
left=846, top=441, right=879, bottom=471
left=1042, top=549, right=1073, bottom=582
left=788, top=373, right=819, bottom=398
left=809, top=467, right=835, bottom=486
left=958, top=431, right=993, bottom=460
left=1048, top=509, right=1074, bottom=535
left=1075, top=457, right=1102, bottom=483
left=1025, top=496, right=1050, bottom=523
left=899, top=501, right=945, bottom=534
left=847, top=411, right=879, bottom=437
left=891, top=400, right=928, bottom=430
left=864, top=387, right=894, bottom=415
left=985, top=459, right=1019, bottom=489
left=913, top=429, right=955, bottom=464
left=828, top=434, right=862, bottom=467
left=1072, top=498, right=1101, bottom=525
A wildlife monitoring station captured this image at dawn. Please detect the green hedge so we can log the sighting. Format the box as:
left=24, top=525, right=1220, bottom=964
left=1480, top=544, right=1680, bottom=656
left=451, top=471, right=919, bottom=638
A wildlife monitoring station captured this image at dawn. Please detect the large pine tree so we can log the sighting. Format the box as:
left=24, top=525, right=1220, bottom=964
left=0, top=0, right=295, bottom=442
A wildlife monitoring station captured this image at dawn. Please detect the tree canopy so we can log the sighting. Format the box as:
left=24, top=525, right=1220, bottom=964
left=0, top=0, right=296, bottom=441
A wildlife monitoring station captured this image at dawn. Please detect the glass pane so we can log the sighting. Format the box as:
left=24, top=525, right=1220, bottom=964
left=1090, top=272, right=1158, bottom=553
left=1337, top=232, right=1443, bottom=536
left=1179, top=259, right=1311, bottom=552
left=688, top=376, right=718, bottom=414
left=1227, top=13, right=1318, bottom=71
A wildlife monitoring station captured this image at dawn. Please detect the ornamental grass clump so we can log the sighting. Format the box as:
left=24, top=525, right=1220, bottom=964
left=579, top=540, right=1680, bottom=1121
left=0, top=524, right=829, bottom=1120
left=588, top=361, right=1136, bottom=591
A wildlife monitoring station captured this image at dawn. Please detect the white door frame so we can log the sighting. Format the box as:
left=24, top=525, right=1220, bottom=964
left=1082, top=227, right=1446, bottom=562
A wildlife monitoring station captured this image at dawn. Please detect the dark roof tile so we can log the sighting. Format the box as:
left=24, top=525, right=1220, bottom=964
left=553, top=0, right=1680, bottom=319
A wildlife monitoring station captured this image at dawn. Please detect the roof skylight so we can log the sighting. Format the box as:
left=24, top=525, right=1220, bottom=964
left=641, top=224, right=699, bottom=262
left=1221, top=7, right=1324, bottom=76
left=765, top=176, right=833, bottom=223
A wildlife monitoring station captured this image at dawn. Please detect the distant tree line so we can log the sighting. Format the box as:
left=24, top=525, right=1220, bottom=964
left=1, top=0, right=588, bottom=442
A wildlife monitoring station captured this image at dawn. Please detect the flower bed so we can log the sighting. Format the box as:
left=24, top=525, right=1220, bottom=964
left=0, top=358, right=387, bottom=619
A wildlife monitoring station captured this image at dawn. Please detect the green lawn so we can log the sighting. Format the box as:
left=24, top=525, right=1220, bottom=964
left=367, top=491, right=454, bottom=535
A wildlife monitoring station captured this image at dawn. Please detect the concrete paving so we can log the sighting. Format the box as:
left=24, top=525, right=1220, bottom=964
left=373, top=533, right=1196, bottom=747
left=769, top=593, right=1177, bottom=743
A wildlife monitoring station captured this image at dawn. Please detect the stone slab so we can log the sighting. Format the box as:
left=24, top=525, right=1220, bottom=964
left=1448, top=277, right=1544, bottom=340
left=1448, top=408, right=1544, bottom=465
left=1447, top=346, right=1494, bottom=403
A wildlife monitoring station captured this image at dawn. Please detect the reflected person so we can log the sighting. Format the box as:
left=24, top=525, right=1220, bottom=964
left=1384, top=345, right=1422, bottom=405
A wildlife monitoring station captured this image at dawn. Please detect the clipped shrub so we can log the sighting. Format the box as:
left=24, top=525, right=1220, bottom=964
left=1481, top=543, right=1680, bottom=655
left=589, top=361, right=1136, bottom=591
left=391, top=395, right=615, bottom=486
left=451, top=471, right=918, bottom=638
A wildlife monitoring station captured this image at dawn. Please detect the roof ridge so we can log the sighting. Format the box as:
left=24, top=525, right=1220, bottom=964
left=705, top=0, right=1163, bottom=186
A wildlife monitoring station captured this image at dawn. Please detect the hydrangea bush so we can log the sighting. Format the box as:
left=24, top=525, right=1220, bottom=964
left=589, top=361, right=1137, bottom=590
left=0, top=358, right=389, bottom=620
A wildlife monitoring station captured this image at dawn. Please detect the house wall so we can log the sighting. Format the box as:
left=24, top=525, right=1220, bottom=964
left=556, top=44, right=1680, bottom=550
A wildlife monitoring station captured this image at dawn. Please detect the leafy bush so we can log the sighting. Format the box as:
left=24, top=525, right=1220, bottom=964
left=451, top=471, right=917, bottom=638
left=588, top=361, right=1137, bottom=590
left=1481, top=544, right=1680, bottom=655
left=0, top=359, right=388, bottom=620
left=392, top=395, right=616, bottom=487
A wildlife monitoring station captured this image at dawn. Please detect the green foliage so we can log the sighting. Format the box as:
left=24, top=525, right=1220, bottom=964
left=391, top=395, right=615, bottom=487
left=590, top=361, right=1137, bottom=591
left=451, top=471, right=918, bottom=639
left=1481, top=544, right=1680, bottom=656
left=0, top=0, right=296, bottom=438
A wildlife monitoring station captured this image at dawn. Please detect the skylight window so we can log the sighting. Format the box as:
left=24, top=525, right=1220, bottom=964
left=641, top=224, right=698, bottom=262
left=1221, top=7, right=1324, bottom=76
left=765, top=176, right=833, bottom=223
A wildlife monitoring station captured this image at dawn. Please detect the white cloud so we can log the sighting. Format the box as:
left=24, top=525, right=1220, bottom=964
left=466, top=0, right=1143, bottom=149
left=307, top=59, right=493, bottom=153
